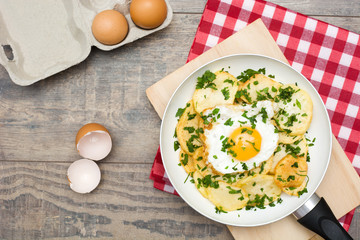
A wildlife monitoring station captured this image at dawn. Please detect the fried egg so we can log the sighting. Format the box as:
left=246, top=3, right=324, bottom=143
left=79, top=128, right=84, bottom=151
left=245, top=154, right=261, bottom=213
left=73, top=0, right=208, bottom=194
left=203, top=101, right=279, bottom=174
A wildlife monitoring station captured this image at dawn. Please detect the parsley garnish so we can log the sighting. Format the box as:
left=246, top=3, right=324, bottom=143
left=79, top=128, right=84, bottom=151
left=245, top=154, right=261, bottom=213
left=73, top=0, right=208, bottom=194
left=224, top=118, right=234, bottom=126
left=215, top=206, right=228, bottom=214
left=174, top=141, right=180, bottom=151
left=224, top=79, right=234, bottom=86
left=235, top=89, right=252, bottom=102
left=237, top=68, right=264, bottom=83
left=287, top=175, right=295, bottom=181
left=298, top=188, right=308, bottom=197
left=187, top=112, right=196, bottom=120
left=196, top=70, right=217, bottom=90
left=221, top=87, right=230, bottom=100
left=242, top=162, right=248, bottom=171
left=259, top=107, right=268, bottom=123
left=291, top=162, right=299, bottom=168
left=180, top=153, right=189, bottom=166
left=197, top=174, right=220, bottom=189
left=175, top=103, right=190, bottom=119
left=276, top=86, right=295, bottom=103
left=183, top=126, right=195, bottom=133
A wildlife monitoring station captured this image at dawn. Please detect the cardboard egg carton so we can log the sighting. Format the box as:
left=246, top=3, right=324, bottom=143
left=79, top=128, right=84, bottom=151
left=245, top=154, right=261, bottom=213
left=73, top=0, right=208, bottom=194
left=0, top=0, right=173, bottom=86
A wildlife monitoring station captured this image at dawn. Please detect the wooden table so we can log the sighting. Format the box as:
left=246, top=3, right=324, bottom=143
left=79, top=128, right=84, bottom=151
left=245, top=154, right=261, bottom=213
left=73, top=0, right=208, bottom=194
left=0, top=1, right=359, bottom=239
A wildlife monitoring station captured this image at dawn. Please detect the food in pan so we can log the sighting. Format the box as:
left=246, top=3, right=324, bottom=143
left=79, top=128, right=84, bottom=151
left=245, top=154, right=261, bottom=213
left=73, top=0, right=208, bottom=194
left=174, top=68, right=313, bottom=212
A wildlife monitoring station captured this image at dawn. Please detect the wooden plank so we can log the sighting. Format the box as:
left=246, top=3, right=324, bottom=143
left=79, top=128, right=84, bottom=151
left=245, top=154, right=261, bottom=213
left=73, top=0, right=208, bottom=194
left=267, top=0, right=360, bottom=17
left=315, top=16, right=360, bottom=34
left=0, top=162, right=233, bottom=239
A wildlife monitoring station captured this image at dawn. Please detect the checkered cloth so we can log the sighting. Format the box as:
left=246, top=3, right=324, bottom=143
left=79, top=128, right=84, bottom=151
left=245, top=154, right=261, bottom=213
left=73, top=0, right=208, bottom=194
left=150, top=0, right=360, bottom=230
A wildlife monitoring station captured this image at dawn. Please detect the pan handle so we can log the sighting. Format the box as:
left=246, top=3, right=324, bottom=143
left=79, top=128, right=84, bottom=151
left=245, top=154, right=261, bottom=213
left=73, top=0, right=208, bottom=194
left=293, top=194, right=353, bottom=240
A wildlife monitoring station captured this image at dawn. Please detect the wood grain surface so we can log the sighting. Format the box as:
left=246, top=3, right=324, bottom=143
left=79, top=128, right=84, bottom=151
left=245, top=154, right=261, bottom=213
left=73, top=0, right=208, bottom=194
left=0, top=0, right=359, bottom=239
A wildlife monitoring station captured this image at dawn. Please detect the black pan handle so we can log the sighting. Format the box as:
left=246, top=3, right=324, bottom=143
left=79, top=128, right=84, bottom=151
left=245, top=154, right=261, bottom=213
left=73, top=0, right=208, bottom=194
left=294, top=194, right=353, bottom=240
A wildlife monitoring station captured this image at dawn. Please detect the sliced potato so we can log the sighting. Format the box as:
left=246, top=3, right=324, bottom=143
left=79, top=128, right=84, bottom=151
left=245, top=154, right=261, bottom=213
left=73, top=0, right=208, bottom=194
left=192, top=147, right=213, bottom=176
left=207, top=180, right=249, bottom=212
left=283, top=177, right=308, bottom=196
left=250, top=156, right=273, bottom=175
left=193, top=170, right=208, bottom=198
left=193, top=71, right=238, bottom=113
left=274, top=84, right=313, bottom=135
left=238, top=74, right=281, bottom=103
left=274, top=155, right=308, bottom=188
left=271, top=136, right=308, bottom=174
left=179, top=149, right=195, bottom=174
left=278, top=132, right=302, bottom=144
left=176, top=100, right=202, bottom=155
left=240, top=174, right=282, bottom=206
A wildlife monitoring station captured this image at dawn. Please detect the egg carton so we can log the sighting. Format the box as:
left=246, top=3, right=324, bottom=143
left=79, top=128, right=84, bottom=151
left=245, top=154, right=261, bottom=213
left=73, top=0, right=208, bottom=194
left=0, top=0, right=173, bottom=86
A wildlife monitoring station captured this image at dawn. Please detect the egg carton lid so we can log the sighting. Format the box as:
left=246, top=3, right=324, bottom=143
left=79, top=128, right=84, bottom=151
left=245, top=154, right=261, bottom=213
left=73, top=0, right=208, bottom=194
left=0, top=0, right=173, bottom=86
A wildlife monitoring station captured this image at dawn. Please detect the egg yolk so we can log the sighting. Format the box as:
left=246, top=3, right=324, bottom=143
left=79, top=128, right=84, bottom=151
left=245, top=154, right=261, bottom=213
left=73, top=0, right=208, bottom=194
left=228, top=127, right=262, bottom=161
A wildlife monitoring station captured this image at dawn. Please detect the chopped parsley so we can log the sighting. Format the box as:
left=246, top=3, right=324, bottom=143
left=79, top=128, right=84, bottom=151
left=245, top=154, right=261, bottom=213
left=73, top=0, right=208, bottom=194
left=215, top=206, right=228, bottom=214
left=224, top=79, right=234, bottom=86
left=236, top=68, right=266, bottom=83
left=197, top=174, right=220, bottom=189
left=291, top=162, right=299, bottom=168
left=224, top=118, right=234, bottom=126
left=183, top=126, right=195, bottom=133
left=187, top=112, right=197, bottom=120
left=275, top=86, right=296, bottom=103
left=221, top=87, right=230, bottom=100
left=259, top=107, right=268, bottom=123
left=180, top=153, right=189, bottom=166
left=235, top=89, right=252, bottom=102
left=175, top=103, right=190, bottom=119
left=196, top=70, right=217, bottom=90
left=174, top=141, right=180, bottom=151
left=242, top=162, right=248, bottom=171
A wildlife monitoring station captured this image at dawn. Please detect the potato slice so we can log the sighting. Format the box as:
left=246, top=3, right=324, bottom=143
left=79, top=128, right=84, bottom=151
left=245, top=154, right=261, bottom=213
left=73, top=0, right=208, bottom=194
left=278, top=132, right=302, bottom=144
left=193, top=170, right=208, bottom=198
left=271, top=136, right=308, bottom=174
left=238, top=74, right=282, bottom=103
left=193, top=71, right=238, bottom=114
left=207, top=180, right=249, bottom=212
left=274, top=84, right=313, bottom=135
left=249, top=156, right=273, bottom=175
left=283, top=177, right=308, bottom=197
left=179, top=149, right=195, bottom=174
left=176, top=100, right=203, bottom=155
left=274, top=155, right=308, bottom=188
left=240, top=174, right=282, bottom=206
left=192, top=147, right=213, bottom=176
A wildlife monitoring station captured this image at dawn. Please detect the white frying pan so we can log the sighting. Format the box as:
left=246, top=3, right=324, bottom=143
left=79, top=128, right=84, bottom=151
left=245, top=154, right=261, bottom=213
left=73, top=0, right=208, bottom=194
left=160, top=54, right=352, bottom=239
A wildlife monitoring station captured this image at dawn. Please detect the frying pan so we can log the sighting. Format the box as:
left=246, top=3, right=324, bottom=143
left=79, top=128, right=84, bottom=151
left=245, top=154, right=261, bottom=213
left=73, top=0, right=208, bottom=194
left=160, top=54, right=352, bottom=239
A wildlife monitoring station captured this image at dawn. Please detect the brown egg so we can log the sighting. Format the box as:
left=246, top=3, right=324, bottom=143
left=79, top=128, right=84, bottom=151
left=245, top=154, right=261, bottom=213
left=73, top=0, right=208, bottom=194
left=92, top=10, right=128, bottom=45
left=130, top=0, right=167, bottom=29
left=76, top=123, right=112, bottom=161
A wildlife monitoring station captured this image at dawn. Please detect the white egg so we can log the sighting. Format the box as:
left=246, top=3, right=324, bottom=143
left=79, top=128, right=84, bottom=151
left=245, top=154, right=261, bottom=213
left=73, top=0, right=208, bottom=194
left=203, top=101, right=279, bottom=174
left=67, top=159, right=101, bottom=194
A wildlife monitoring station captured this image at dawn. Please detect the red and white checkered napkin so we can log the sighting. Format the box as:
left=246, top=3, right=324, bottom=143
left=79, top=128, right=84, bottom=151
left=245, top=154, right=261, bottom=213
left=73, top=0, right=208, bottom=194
left=150, top=0, right=360, bottom=230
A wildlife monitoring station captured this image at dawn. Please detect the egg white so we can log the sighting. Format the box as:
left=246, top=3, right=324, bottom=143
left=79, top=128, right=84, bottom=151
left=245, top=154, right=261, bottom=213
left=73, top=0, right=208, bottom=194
left=203, top=101, right=279, bottom=174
